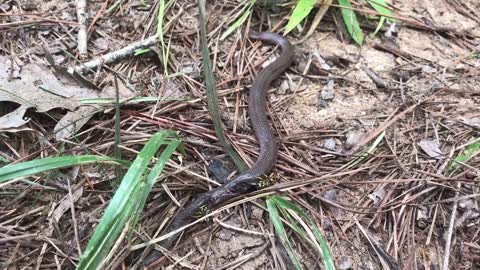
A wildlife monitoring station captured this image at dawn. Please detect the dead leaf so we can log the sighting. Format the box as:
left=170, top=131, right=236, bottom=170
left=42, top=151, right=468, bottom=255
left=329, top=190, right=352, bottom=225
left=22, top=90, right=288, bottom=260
left=101, top=75, right=135, bottom=98
left=0, top=56, right=99, bottom=139
left=417, top=139, right=443, bottom=160
left=54, top=106, right=99, bottom=140
left=0, top=105, right=29, bottom=128
left=368, top=188, right=386, bottom=206
left=47, top=186, right=83, bottom=236
left=460, top=116, right=480, bottom=128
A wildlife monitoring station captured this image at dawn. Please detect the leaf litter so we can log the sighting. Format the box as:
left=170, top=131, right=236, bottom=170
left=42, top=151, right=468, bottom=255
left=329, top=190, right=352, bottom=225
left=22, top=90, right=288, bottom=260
left=1, top=0, right=480, bottom=269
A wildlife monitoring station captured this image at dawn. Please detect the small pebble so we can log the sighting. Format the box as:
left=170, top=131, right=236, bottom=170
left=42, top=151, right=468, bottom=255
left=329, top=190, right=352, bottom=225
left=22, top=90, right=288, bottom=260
left=321, top=87, right=335, bottom=100
left=217, top=229, right=234, bottom=240
left=323, top=138, right=336, bottom=151
left=251, top=206, right=264, bottom=220
left=319, top=80, right=335, bottom=107
left=345, top=131, right=365, bottom=149
left=421, top=65, right=437, bottom=74
left=297, top=59, right=309, bottom=74
left=278, top=80, right=289, bottom=95
left=338, top=256, right=354, bottom=270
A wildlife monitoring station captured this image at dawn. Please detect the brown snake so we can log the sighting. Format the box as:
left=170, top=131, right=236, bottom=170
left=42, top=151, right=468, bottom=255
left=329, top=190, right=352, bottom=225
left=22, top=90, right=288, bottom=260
left=143, top=31, right=294, bottom=267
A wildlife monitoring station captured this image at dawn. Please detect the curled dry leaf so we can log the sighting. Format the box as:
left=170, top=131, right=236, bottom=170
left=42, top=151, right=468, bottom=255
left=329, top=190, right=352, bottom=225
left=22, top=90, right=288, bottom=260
left=417, top=139, right=443, bottom=160
left=368, top=188, right=386, bottom=206
left=338, top=256, right=354, bottom=270
left=101, top=74, right=135, bottom=98
left=47, top=186, right=83, bottom=236
left=458, top=199, right=478, bottom=210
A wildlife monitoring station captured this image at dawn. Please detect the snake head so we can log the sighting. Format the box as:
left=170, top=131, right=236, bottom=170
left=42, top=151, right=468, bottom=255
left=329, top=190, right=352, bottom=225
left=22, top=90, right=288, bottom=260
left=248, top=30, right=261, bottom=40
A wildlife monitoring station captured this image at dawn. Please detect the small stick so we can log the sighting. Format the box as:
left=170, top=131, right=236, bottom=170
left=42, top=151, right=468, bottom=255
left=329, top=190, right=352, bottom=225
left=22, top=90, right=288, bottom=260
left=442, top=182, right=459, bottom=270
left=76, top=0, right=88, bottom=57
left=68, top=34, right=159, bottom=74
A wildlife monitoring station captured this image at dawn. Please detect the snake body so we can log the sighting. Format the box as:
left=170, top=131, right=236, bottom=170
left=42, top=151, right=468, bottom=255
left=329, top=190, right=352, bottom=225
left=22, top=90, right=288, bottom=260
left=151, top=31, right=294, bottom=257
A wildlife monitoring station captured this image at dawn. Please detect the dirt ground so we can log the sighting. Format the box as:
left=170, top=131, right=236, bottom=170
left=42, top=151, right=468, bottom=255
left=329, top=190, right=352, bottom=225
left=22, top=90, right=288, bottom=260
left=1, top=0, right=479, bottom=269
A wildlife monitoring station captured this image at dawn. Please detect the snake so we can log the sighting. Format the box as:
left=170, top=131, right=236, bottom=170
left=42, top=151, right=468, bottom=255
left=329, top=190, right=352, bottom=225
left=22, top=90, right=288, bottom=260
left=144, top=31, right=294, bottom=267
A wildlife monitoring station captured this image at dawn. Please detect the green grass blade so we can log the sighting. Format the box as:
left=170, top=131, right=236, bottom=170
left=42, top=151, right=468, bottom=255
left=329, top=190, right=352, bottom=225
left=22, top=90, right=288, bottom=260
left=146, top=133, right=180, bottom=190
left=267, top=198, right=303, bottom=270
left=268, top=195, right=336, bottom=270
left=311, top=224, right=335, bottom=270
left=114, top=76, right=123, bottom=185
left=367, top=0, right=393, bottom=19
left=106, top=0, right=126, bottom=14
left=280, top=198, right=335, bottom=270
left=198, top=0, right=247, bottom=171
left=338, top=0, right=364, bottom=45
left=220, top=0, right=256, bottom=40
left=79, top=96, right=183, bottom=105
left=131, top=134, right=181, bottom=228
left=77, top=130, right=179, bottom=269
left=134, top=48, right=151, bottom=55
left=449, top=139, right=480, bottom=171
left=79, top=181, right=143, bottom=269
left=372, top=16, right=386, bottom=36
left=271, top=197, right=308, bottom=239
left=0, top=155, right=126, bottom=183
left=285, top=0, right=317, bottom=34
left=271, top=196, right=305, bottom=217
left=0, top=156, right=10, bottom=165
left=157, top=0, right=169, bottom=75
left=367, top=0, right=394, bottom=36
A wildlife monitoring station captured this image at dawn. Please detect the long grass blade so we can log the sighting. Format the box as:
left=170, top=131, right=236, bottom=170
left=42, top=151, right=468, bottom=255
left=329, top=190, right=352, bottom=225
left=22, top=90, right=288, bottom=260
left=338, top=0, right=364, bottom=45
left=449, top=139, right=480, bottom=172
left=131, top=133, right=181, bottom=229
left=285, top=0, right=317, bottom=34
left=367, top=0, right=394, bottom=36
left=157, top=0, right=169, bottom=75
left=0, top=155, right=126, bottom=183
left=267, top=195, right=336, bottom=270
left=77, top=130, right=180, bottom=269
left=114, top=75, right=123, bottom=185
left=267, top=198, right=303, bottom=270
left=198, top=0, right=247, bottom=171
left=220, top=0, right=256, bottom=40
